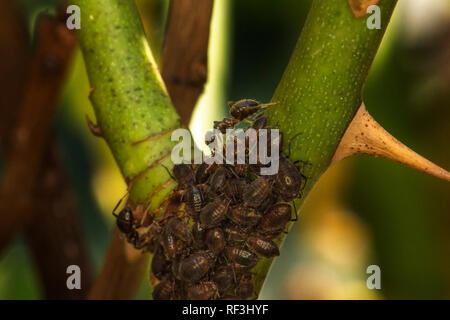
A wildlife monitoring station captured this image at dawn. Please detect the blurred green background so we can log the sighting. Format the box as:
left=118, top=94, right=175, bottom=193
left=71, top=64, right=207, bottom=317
left=0, top=0, right=449, bottom=299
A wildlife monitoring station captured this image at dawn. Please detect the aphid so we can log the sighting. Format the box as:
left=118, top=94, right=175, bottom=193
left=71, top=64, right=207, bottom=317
left=195, top=163, right=216, bottom=184
left=208, top=166, right=229, bottom=195
left=247, top=235, right=280, bottom=258
left=223, top=223, right=247, bottom=243
left=172, top=164, right=195, bottom=186
left=177, top=250, right=215, bottom=282
left=225, top=246, right=258, bottom=268
left=251, top=115, right=268, bottom=130
left=258, top=203, right=292, bottom=236
left=242, top=177, right=272, bottom=208
left=213, top=117, right=239, bottom=134
left=229, top=99, right=277, bottom=121
left=161, top=228, right=184, bottom=260
left=227, top=205, right=262, bottom=228
left=199, top=197, right=230, bottom=228
left=273, top=156, right=304, bottom=201
left=152, top=279, right=175, bottom=300
left=257, top=193, right=279, bottom=213
left=113, top=206, right=134, bottom=234
left=223, top=178, right=247, bottom=203
left=204, top=228, right=226, bottom=255
left=236, top=273, right=254, bottom=299
left=151, top=245, right=171, bottom=280
left=212, top=265, right=234, bottom=294
left=167, top=217, right=193, bottom=244
left=185, top=281, right=218, bottom=300
left=182, top=185, right=204, bottom=214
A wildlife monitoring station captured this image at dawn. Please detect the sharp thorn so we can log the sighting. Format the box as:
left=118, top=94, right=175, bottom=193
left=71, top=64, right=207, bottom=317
left=331, top=104, right=450, bottom=182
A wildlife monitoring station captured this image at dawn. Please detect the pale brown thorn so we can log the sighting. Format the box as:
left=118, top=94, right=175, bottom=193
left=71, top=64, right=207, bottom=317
left=347, top=0, right=380, bottom=18
left=85, top=114, right=103, bottom=137
left=88, top=87, right=95, bottom=99
left=331, top=104, right=450, bottom=182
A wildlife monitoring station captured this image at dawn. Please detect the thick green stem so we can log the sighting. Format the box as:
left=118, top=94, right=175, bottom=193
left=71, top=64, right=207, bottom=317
left=258, top=0, right=398, bottom=296
left=72, top=0, right=180, bottom=207
left=73, top=0, right=398, bottom=299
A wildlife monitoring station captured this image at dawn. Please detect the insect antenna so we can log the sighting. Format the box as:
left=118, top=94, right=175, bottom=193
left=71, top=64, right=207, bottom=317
left=112, top=190, right=130, bottom=217
left=161, top=163, right=176, bottom=181
left=286, top=132, right=303, bottom=158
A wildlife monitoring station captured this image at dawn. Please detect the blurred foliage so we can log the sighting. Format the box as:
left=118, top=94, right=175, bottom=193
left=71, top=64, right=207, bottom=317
left=0, top=0, right=448, bottom=299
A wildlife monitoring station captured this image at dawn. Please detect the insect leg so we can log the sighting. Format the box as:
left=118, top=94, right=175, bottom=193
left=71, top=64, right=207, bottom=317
left=291, top=201, right=298, bottom=222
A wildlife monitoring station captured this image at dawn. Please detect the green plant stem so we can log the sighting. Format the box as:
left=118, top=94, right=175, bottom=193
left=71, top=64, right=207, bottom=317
left=73, top=0, right=398, bottom=300
left=258, top=0, right=398, bottom=297
left=72, top=0, right=181, bottom=300
left=72, top=0, right=180, bottom=207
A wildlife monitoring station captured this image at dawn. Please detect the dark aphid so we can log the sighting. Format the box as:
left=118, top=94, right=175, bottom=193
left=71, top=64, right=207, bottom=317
left=273, top=156, right=304, bottom=201
left=225, top=246, right=258, bottom=268
left=257, top=193, right=279, bottom=213
left=242, top=177, right=272, bottom=208
left=199, top=197, right=230, bottom=228
left=177, top=250, right=215, bottom=282
left=213, top=117, right=239, bottom=134
left=192, top=221, right=206, bottom=247
left=205, top=228, right=226, bottom=255
left=182, top=185, right=204, bottom=214
left=153, top=279, right=175, bottom=300
left=259, top=203, right=292, bottom=235
left=167, top=217, right=193, bottom=244
left=213, top=265, right=234, bottom=294
left=186, top=281, right=218, bottom=300
left=147, top=236, right=160, bottom=253
left=223, top=178, right=247, bottom=203
left=195, top=163, right=216, bottom=184
left=208, top=166, right=229, bottom=195
left=151, top=245, right=171, bottom=280
left=197, top=183, right=214, bottom=201
left=229, top=99, right=277, bottom=121
left=228, top=99, right=260, bottom=121
left=223, top=223, right=246, bottom=243
left=251, top=115, right=268, bottom=130
left=236, top=273, right=254, bottom=299
left=113, top=206, right=134, bottom=234
left=172, top=164, right=195, bottom=186
left=161, top=228, right=184, bottom=260
left=228, top=205, right=262, bottom=228
left=247, top=235, right=280, bottom=258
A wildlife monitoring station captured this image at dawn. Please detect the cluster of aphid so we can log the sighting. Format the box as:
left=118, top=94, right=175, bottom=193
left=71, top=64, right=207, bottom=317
left=113, top=99, right=306, bottom=300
